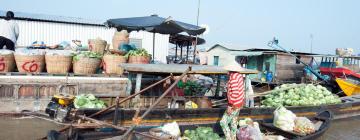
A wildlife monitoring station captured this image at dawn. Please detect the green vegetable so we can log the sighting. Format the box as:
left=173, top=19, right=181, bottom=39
left=183, top=127, right=223, bottom=140
left=261, top=84, right=342, bottom=107
left=73, top=51, right=103, bottom=61
left=124, top=48, right=151, bottom=58
left=74, top=94, right=107, bottom=109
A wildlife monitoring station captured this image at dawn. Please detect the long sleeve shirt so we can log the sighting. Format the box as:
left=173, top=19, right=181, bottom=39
left=227, top=72, right=245, bottom=108
left=0, top=19, right=19, bottom=44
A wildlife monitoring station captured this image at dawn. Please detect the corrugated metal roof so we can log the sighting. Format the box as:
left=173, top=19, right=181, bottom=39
left=0, top=10, right=104, bottom=26
left=230, top=51, right=263, bottom=56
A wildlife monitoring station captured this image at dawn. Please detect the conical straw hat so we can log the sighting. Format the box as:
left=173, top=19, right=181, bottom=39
left=223, top=61, right=246, bottom=72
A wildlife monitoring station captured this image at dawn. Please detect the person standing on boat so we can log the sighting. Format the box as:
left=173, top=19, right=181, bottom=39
left=0, top=11, right=19, bottom=51
left=220, top=62, right=246, bottom=140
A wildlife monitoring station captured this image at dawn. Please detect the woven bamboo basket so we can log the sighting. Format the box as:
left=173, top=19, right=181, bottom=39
left=103, top=54, right=126, bottom=75
left=0, top=53, right=15, bottom=72
left=45, top=55, right=72, bottom=74
left=15, top=55, right=45, bottom=73
left=88, top=39, right=107, bottom=54
left=128, top=56, right=150, bottom=64
left=73, top=57, right=101, bottom=74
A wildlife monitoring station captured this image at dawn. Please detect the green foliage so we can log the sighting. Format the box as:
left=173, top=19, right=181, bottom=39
left=124, top=48, right=151, bottom=58
left=183, top=127, right=223, bottom=140
left=73, top=51, right=103, bottom=61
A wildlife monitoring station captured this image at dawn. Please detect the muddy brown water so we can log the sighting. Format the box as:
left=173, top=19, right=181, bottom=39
left=0, top=116, right=359, bottom=140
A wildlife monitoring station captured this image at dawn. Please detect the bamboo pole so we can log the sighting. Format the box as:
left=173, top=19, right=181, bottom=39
left=121, top=67, right=191, bottom=139
left=89, top=75, right=172, bottom=117
left=41, top=75, right=172, bottom=139
left=78, top=115, right=161, bottom=140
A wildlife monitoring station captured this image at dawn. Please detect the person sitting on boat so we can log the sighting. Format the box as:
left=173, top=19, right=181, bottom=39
left=0, top=11, right=19, bottom=51
left=220, top=62, right=246, bottom=140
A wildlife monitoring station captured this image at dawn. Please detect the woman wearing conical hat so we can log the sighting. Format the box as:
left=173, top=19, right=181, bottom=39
left=220, top=62, right=246, bottom=140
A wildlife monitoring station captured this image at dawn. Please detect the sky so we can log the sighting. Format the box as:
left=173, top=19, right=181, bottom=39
left=1, top=0, right=359, bottom=55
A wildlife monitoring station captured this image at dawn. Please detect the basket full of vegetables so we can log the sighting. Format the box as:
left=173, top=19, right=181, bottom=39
left=45, top=50, right=73, bottom=74
left=73, top=51, right=102, bottom=74
left=102, top=51, right=127, bottom=75
left=125, top=48, right=151, bottom=64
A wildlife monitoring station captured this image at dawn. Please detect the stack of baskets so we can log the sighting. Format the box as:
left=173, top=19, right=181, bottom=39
left=45, top=50, right=73, bottom=74
left=0, top=50, right=15, bottom=72
left=103, top=54, right=126, bottom=75
left=14, top=49, right=46, bottom=73
left=88, top=38, right=107, bottom=54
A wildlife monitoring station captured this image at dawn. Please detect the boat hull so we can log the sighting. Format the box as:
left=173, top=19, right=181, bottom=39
left=77, top=96, right=360, bottom=127
left=336, top=78, right=360, bottom=96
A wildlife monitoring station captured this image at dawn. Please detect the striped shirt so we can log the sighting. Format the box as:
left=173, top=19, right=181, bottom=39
left=227, top=72, right=245, bottom=108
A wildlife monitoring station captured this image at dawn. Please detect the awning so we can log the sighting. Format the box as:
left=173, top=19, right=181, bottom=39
left=230, top=51, right=263, bottom=56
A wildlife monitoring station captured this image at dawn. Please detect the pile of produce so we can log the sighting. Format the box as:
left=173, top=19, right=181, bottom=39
left=273, top=107, right=316, bottom=135
left=73, top=51, right=102, bottom=61
left=293, top=117, right=316, bottom=135
left=124, top=48, right=151, bottom=58
left=74, top=94, right=106, bottom=109
left=273, top=106, right=296, bottom=131
left=261, top=84, right=342, bottom=107
left=182, top=127, right=224, bottom=140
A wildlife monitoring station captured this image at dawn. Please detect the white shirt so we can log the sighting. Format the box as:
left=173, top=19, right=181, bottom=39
left=0, top=19, right=19, bottom=44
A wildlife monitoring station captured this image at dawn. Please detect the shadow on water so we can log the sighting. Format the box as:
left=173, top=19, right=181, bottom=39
left=0, top=116, right=62, bottom=140
left=319, top=116, right=360, bottom=140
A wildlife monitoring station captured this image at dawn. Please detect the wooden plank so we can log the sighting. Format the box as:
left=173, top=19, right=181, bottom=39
left=120, top=64, right=258, bottom=74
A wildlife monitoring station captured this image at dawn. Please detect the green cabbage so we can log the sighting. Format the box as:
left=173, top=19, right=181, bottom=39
left=74, top=94, right=106, bottom=109
left=261, top=84, right=342, bottom=107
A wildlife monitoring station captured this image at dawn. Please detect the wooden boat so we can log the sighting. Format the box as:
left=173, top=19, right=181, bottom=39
left=48, top=111, right=331, bottom=140
left=76, top=95, right=360, bottom=127
left=260, top=110, right=332, bottom=140
left=336, top=78, right=360, bottom=96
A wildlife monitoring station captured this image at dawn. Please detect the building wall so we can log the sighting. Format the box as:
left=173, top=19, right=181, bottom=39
left=129, top=31, right=169, bottom=63
left=15, top=20, right=115, bottom=46
left=275, top=54, right=312, bottom=83
left=13, top=20, right=170, bottom=63
left=207, top=46, right=236, bottom=66
left=246, top=55, right=276, bottom=80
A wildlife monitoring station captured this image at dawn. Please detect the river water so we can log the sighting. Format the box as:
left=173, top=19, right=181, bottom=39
left=0, top=116, right=359, bottom=140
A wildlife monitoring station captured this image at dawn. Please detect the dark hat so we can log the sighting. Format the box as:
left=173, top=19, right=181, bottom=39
left=5, top=11, right=14, bottom=20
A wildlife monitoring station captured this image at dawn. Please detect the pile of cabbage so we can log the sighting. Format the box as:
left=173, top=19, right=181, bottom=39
left=261, top=84, right=342, bottom=107
left=74, top=94, right=106, bottom=109
left=182, top=127, right=224, bottom=140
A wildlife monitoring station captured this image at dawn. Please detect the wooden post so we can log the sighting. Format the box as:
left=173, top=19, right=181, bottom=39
left=134, top=73, right=142, bottom=107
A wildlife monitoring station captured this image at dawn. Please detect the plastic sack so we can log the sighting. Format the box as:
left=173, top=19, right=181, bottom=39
left=237, top=126, right=251, bottom=140
left=185, top=101, right=198, bottom=109
left=45, top=50, right=74, bottom=56
left=273, top=106, right=296, bottom=131
left=294, top=117, right=315, bottom=135
left=161, top=121, right=181, bottom=137
left=0, top=49, right=14, bottom=55
left=236, top=119, right=263, bottom=140
left=15, top=48, right=46, bottom=55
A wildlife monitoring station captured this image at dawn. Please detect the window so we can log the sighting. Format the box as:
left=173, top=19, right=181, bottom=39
left=214, top=56, right=219, bottom=66
left=296, top=55, right=301, bottom=64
